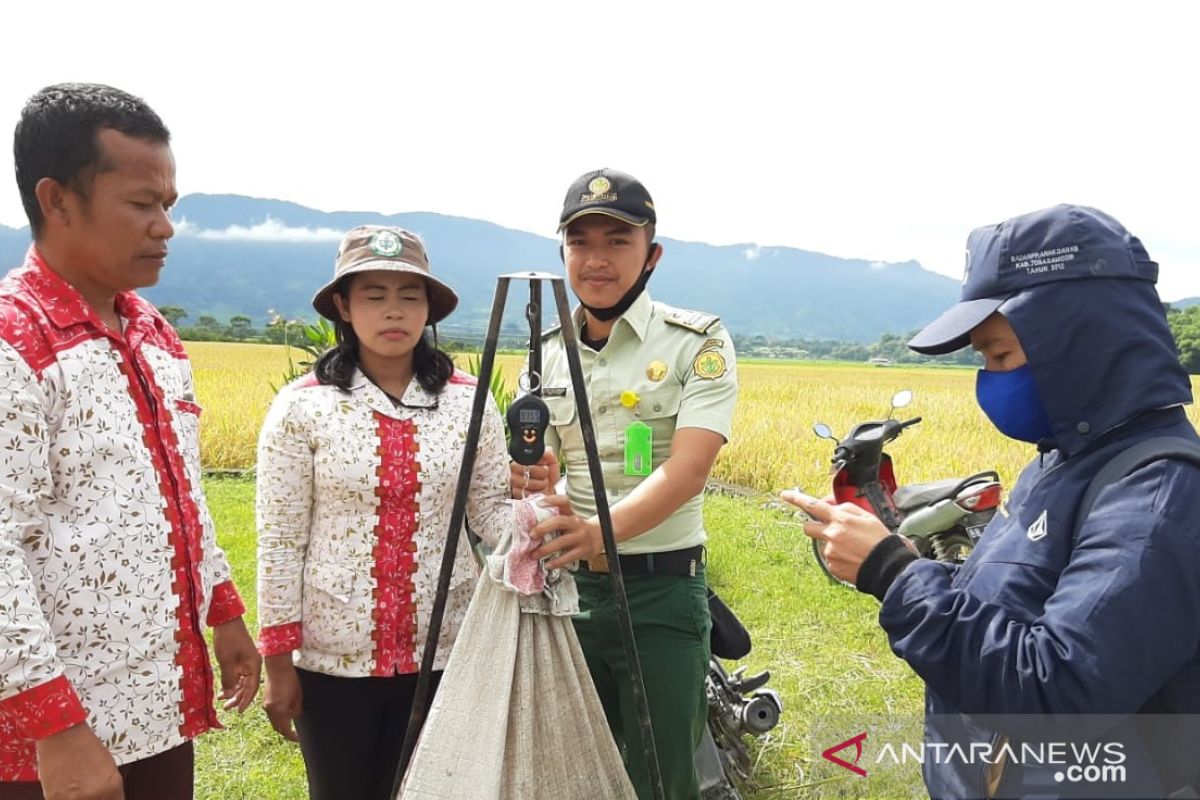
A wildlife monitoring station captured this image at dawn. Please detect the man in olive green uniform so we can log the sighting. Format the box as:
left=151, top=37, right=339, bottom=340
left=513, top=168, right=738, bottom=799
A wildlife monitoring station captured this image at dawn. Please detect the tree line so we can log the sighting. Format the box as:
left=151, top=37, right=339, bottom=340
left=157, top=304, right=1200, bottom=373
left=732, top=332, right=982, bottom=366
left=156, top=306, right=525, bottom=352
left=1167, top=304, right=1200, bottom=373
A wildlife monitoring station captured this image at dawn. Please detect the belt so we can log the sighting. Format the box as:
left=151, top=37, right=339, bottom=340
left=583, top=546, right=705, bottom=577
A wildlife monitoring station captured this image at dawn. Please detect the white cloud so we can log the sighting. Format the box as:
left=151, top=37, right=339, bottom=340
left=175, top=217, right=344, bottom=243
left=869, top=261, right=888, bottom=270
left=743, top=246, right=761, bottom=261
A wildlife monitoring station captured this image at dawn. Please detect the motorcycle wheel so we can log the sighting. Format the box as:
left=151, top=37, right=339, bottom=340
left=931, top=527, right=975, bottom=564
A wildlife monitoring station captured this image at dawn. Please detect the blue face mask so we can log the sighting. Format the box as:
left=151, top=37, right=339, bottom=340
left=975, top=364, right=1054, bottom=443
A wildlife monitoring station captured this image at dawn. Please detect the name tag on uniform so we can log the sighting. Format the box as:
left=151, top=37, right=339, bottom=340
left=624, top=421, right=652, bottom=476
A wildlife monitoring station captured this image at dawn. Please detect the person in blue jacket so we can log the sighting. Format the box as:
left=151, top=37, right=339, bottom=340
left=783, top=204, right=1200, bottom=799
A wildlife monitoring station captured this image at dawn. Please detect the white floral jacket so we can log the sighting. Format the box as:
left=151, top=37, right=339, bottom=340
left=255, top=367, right=511, bottom=677
left=0, top=248, right=246, bottom=780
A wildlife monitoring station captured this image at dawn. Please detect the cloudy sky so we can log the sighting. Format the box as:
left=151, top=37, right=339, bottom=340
left=2, top=1, right=1197, bottom=297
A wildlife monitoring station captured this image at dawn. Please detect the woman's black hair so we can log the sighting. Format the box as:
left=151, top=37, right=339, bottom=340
left=312, top=275, right=455, bottom=395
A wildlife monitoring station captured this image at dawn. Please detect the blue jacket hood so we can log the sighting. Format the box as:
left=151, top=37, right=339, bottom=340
left=1001, top=277, right=1191, bottom=455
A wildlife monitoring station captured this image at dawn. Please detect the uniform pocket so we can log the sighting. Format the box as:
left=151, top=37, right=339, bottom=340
left=170, top=399, right=204, bottom=475
left=686, top=574, right=713, bottom=645
left=306, top=561, right=355, bottom=603
left=635, top=383, right=682, bottom=420
left=618, top=384, right=682, bottom=477
left=171, top=399, right=202, bottom=442
left=302, top=560, right=366, bottom=655
left=544, top=394, right=578, bottom=426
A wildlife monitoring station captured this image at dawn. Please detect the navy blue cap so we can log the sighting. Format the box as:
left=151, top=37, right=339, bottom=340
left=558, top=168, right=656, bottom=231
left=908, top=204, right=1158, bottom=355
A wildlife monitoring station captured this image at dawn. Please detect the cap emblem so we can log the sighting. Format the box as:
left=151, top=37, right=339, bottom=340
left=581, top=175, right=617, bottom=204
left=587, top=176, right=611, bottom=194
left=370, top=230, right=403, bottom=257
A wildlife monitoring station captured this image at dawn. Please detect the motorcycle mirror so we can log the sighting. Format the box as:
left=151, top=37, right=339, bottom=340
left=813, top=422, right=836, bottom=440
left=887, top=390, right=914, bottom=418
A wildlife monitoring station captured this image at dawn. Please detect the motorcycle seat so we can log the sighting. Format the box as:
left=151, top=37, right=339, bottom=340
left=894, top=478, right=964, bottom=512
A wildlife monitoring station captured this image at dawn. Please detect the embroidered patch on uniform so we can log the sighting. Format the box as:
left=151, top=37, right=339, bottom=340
left=700, top=338, right=724, bottom=352
left=370, top=230, right=403, bottom=257
left=542, top=387, right=568, bottom=397
left=646, top=360, right=668, bottom=382
left=1027, top=509, right=1048, bottom=541
left=693, top=351, right=726, bottom=380
left=588, top=177, right=611, bottom=195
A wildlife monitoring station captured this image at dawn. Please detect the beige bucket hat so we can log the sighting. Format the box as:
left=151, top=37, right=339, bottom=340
left=312, top=225, right=459, bottom=324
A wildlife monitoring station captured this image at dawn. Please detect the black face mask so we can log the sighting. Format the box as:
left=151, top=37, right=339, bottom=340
left=576, top=243, right=658, bottom=322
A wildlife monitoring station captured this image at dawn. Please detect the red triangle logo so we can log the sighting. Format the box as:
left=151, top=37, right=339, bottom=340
left=822, top=731, right=868, bottom=777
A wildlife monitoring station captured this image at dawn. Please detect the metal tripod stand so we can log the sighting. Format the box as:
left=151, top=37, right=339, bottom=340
left=392, top=271, right=665, bottom=800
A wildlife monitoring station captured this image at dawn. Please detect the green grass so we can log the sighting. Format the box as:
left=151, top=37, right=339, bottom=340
left=196, top=477, right=307, bottom=800
left=197, top=478, right=926, bottom=798
left=703, top=493, right=925, bottom=798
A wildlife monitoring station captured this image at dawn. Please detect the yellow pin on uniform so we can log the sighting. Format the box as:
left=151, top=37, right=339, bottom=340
left=620, top=389, right=652, bottom=476
left=693, top=350, right=726, bottom=380
left=646, top=360, right=668, bottom=382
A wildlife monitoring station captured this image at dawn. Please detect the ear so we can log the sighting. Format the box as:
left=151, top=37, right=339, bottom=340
left=331, top=292, right=352, bottom=323
left=558, top=243, right=564, bottom=264
left=34, top=178, right=71, bottom=230
left=645, top=241, right=663, bottom=272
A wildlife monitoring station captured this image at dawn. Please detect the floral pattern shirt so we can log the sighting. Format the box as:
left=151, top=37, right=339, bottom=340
left=255, top=367, right=511, bottom=676
left=0, top=247, right=246, bottom=780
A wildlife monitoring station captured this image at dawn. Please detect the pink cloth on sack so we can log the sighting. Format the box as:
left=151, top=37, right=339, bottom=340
left=507, top=500, right=557, bottom=595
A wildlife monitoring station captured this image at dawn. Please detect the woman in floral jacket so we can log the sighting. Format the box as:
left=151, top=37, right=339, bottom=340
left=255, top=225, right=511, bottom=800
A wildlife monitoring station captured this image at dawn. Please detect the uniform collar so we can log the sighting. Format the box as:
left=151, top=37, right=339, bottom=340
left=22, top=245, right=164, bottom=348
left=571, top=288, right=654, bottom=343
left=349, top=367, right=439, bottom=416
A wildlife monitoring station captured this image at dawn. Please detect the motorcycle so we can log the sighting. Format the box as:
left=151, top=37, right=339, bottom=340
left=696, top=591, right=783, bottom=800
left=811, top=390, right=1002, bottom=583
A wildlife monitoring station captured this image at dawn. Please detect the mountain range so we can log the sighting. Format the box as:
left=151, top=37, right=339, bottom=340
left=5, top=194, right=1182, bottom=342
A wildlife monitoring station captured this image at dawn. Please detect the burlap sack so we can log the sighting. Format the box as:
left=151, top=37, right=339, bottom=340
left=398, top=497, right=636, bottom=800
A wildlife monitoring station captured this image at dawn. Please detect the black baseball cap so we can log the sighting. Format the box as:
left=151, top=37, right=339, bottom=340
left=558, top=168, right=656, bottom=230
left=908, top=204, right=1158, bottom=355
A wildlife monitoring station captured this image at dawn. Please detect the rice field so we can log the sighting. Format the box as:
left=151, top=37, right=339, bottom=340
left=184, top=342, right=526, bottom=471
left=718, top=360, right=1033, bottom=497
left=186, top=342, right=288, bottom=469
left=185, top=340, right=1173, bottom=495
